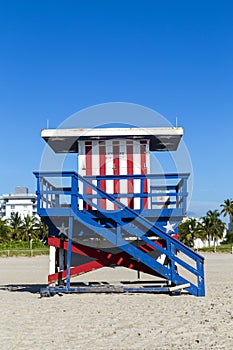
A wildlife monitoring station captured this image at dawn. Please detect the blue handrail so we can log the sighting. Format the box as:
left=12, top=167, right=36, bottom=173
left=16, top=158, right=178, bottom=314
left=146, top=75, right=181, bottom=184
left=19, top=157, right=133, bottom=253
left=34, top=171, right=189, bottom=214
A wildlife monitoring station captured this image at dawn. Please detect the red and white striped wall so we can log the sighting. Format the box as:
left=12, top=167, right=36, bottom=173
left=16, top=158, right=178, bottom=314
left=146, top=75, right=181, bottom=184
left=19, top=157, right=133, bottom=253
left=78, top=139, right=150, bottom=210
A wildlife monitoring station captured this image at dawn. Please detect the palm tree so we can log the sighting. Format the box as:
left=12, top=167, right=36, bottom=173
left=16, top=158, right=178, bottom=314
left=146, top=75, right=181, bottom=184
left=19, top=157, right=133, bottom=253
left=179, top=218, right=207, bottom=249
left=211, top=219, right=225, bottom=252
left=206, top=209, right=220, bottom=219
left=34, top=219, right=48, bottom=243
left=8, top=212, right=23, bottom=240
left=204, top=210, right=225, bottom=252
left=178, top=218, right=198, bottom=248
left=206, top=210, right=220, bottom=244
left=0, top=218, right=11, bottom=242
left=220, top=199, right=233, bottom=230
left=198, top=216, right=211, bottom=246
left=21, top=215, right=38, bottom=241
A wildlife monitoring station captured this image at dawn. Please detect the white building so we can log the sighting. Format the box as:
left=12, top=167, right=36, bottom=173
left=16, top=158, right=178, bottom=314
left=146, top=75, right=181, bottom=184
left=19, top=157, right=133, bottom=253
left=0, top=187, right=37, bottom=219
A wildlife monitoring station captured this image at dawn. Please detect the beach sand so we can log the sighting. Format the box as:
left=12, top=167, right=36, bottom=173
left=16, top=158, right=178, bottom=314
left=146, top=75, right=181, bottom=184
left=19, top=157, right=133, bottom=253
left=0, top=253, right=233, bottom=349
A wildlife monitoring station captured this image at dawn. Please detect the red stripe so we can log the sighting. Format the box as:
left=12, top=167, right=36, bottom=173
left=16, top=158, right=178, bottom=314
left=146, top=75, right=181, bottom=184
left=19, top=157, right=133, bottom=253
left=113, top=141, right=120, bottom=210
left=99, top=142, right=106, bottom=209
left=140, top=140, right=148, bottom=209
left=85, top=142, right=92, bottom=210
left=127, top=141, right=134, bottom=209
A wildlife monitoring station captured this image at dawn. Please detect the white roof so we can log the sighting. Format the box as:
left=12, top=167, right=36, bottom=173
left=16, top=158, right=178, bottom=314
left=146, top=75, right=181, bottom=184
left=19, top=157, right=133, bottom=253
left=42, top=127, right=183, bottom=153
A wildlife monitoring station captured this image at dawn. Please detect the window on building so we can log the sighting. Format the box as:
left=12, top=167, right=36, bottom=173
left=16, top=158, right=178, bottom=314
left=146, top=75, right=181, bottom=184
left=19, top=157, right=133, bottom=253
left=11, top=205, right=15, bottom=209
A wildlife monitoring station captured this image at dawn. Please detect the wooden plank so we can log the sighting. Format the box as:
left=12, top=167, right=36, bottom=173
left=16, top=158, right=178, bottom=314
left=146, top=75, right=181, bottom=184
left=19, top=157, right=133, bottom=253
left=169, top=283, right=190, bottom=292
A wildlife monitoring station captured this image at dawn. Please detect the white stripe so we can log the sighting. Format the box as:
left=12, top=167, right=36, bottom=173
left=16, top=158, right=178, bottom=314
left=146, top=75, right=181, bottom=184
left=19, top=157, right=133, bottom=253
left=91, top=140, right=99, bottom=208
left=133, top=141, right=141, bottom=209
left=49, top=246, right=56, bottom=283
left=92, top=140, right=100, bottom=176
left=145, top=141, right=151, bottom=209
left=119, top=140, right=127, bottom=206
left=105, top=140, right=114, bottom=210
left=78, top=141, right=86, bottom=176
left=78, top=141, right=85, bottom=210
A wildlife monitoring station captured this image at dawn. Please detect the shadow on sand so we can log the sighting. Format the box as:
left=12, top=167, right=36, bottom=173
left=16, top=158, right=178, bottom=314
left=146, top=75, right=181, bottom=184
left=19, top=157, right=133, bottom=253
left=0, top=284, right=47, bottom=294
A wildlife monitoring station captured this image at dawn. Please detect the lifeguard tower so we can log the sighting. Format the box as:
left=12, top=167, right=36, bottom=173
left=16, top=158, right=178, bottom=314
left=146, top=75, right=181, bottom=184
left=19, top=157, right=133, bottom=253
left=34, top=126, right=205, bottom=296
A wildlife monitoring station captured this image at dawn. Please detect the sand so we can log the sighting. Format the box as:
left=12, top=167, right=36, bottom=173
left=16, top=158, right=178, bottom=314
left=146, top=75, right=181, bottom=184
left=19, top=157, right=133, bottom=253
left=0, top=253, right=233, bottom=350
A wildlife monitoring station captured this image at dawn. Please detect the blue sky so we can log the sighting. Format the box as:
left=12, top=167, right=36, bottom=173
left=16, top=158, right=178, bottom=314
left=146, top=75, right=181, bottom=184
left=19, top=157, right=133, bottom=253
left=0, top=0, right=232, bottom=219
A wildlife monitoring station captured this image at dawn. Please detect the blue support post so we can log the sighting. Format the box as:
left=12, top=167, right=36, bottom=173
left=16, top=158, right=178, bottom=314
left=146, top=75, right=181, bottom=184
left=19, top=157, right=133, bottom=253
left=83, top=182, right=87, bottom=210
left=97, top=179, right=101, bottom=210
left=71, top=175, right=78, bottom=212
left=140, top=178, right=144, bottom=212
left=182, top=178, right=187, bottom=216
left=196, top=258, right=205, bottom=296
left=36, top=176, right=41, bottom=212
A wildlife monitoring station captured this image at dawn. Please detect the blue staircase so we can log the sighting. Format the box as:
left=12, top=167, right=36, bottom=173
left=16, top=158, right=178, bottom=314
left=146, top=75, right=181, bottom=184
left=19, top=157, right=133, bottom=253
left=34, top=171, right=205, bottom=297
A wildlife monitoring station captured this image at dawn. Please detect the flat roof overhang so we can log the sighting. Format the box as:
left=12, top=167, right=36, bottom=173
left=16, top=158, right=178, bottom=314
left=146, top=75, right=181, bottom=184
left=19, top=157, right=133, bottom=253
left=42, top=127, right=183, bottom=153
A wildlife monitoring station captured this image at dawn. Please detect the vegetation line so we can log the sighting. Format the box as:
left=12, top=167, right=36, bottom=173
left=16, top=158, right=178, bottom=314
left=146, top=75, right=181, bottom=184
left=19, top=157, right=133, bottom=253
left=179, top=199, right=233, bottom=251
left=0, top=213, right=48, bottom=253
